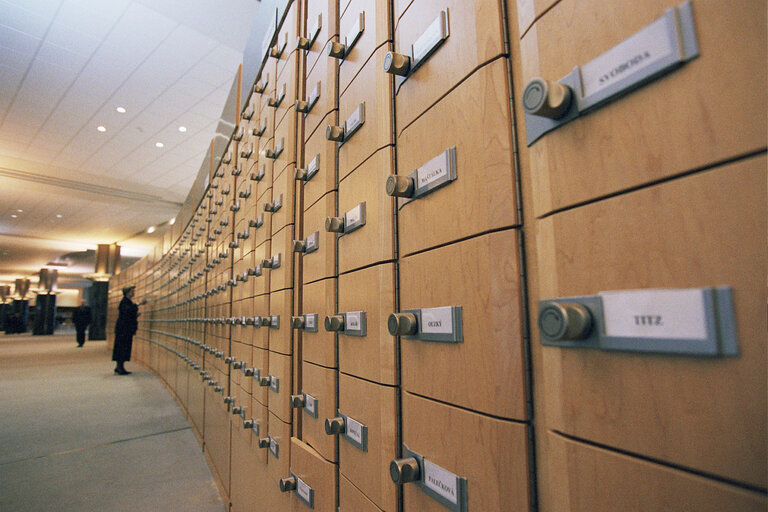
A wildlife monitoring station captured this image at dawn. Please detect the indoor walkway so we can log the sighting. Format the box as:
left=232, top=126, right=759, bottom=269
left=0, top=332, right=226, bottom=512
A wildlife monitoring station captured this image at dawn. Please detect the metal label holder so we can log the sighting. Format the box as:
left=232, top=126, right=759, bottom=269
left=402, top=445, right=468, bottom=512
left=303, top=393, right=318, bottom=418
left=398, top=147, right=457, bottom=209
left=304, top=232, right=319, bottom=254
left=403, top=306, right=463, bottom=343
left=341, top=311, right=367, bottom=337
left=291, top=473, right=315, bottom=509
left=395, top=10, right=450, bottom=90
left=539, top=287, right=738, bottom=356
left=525, top=2, right=699, bottom=145
left=338, top=411, right=368, bottom=452
left=340, top=202, right=366, bottom=235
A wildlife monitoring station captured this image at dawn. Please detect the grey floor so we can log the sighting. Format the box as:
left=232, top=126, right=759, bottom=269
left=0, top=332, right=226, bottom=512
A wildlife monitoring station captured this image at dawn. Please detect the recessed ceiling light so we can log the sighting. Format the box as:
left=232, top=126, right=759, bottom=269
left=97, top=125, right=106, bottom=132
left=56, top=214, right=63, bottom=218
left=147, top=226, right=156, bottom=233
left=178, top=126, right=187, bottom=132
left=169, top=217, right=176, bottom=225
left=10, top=214, right=18, bottom=218
left=16, top=209, right=22, bottom=213
left=155, top=142, right=164, bottom=148
left=116, top=106, right=126, bottom=113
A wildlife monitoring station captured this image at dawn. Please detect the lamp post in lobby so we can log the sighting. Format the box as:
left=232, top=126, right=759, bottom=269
left=32, top=268, right=58, bottom=335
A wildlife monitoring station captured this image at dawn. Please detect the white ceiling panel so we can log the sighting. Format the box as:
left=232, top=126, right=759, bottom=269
left=45, top=20, right=101, bottom=56
left=0, top=24, right=41, bottom=56
left=0, top=1, right=53, bottom=39
left=55, top=0, right=130, bottom=42
left=36, top=40, right=89, bottom=72
left=1, top=0, right=63, bottom=19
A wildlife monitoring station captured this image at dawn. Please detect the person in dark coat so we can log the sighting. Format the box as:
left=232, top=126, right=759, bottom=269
left=72, top=300, right=91, bottom=347
left=112, top=286, right=140, bottom=375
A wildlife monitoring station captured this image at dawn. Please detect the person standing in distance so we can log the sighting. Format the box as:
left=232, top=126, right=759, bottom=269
left=72, top=299, right=91, bottom=348
left=112, top=285, right=146, bottom=375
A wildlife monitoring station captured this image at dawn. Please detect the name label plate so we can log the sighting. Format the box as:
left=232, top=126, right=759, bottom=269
left=341, top=103, right=365, bottom=144
left=304, top=393, right=318, bottom=418
left=403, top=306, right=463, bottom=343
left=303, top=313, right=318, bottom=333
left=411, top=10, right=449, bottom=70
left=305, top=154, right=320, bottom=182
left=294, top=474, right=314, bottom=508
left=399, top=147, right=457, bottom=208
left=342, top=202, right=366, bottom=234
left=304, top=231, right=319, bottom=254
left=306, top=81, right=321, bottom=113
left=403, top=445, right=468, bottom=512
left=269, top=375, right=279, bottom=393
left=342, top=311, right=367, bottom=337
left=345, top=12, right=365, bottom=54
left=339, top=411, right=368, bottom=452
left=269, top=436, right=279, bottom=458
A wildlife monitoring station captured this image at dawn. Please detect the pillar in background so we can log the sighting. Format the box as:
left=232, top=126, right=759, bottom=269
left=33, top=269, right=58, bottom=335
left=87, top=244, right=120, bottom=340
left=7, top=279, right=30, bottom=334
left=0, top=285, right=11, bottom=331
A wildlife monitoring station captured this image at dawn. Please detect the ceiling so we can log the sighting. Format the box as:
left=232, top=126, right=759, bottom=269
left=0, top=0, right=261, bottom=291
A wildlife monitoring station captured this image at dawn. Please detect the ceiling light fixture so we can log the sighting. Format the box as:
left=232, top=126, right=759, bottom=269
left=178, top=126, right=187, bottom=132
left=16, top=209, right=22, bottom=213
left=116, top=106, right=126, bottom=113
left=10, top=214, right=18, bottom=218
left=169, top=217, right=176, bottom=225
left=56, top=214, right=63, bottom=218
left=97, top=126, right=106, bottom=132
left=147, top=226, right=156, bottom=233
left=155, top=142, right=164, bottom=148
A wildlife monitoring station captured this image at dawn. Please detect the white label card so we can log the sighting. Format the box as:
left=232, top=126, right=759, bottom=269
left=412, top=11, right=448, bottom=64
left=346, top=312, right=361, bottom=331
left=599, top=289, right=707, bottom=340
left=422, top=459, right=459, bottom=506
left=308, top=154, right=319, bottom=174
left=269, top=437, right=279, bottom=457
left=581, top=15, right=674, bottom=98
left=345, top=204, right=362, bottom=225
left=296, top=477, right=312, bottom=504
left=345, top=416, right=364, bottom=445
left=416, top=152, right=449, bottom=189
left=305, top=394, right=317, bottom=416
left=421, top=307, right=454, bottom=335
left=305, top=315, right=316, bottom=329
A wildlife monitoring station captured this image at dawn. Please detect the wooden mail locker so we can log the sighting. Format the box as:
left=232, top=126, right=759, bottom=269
left=395, top=59, right=517, bottom=257
left=302, top=43, right=338, bottom=142
left=253, top=345, right=271, bottom=408
left=535, top=157, right=766, bottom=487
left=270, top=116, right=298, bottom=187
left=301, top=191, right=337, bottom=284
left=273, top=53, right=302, bottom=144
left=337, top=45, right=394, bottom=179
left=269, top=288, right=294, bottom=355
left=274, top=0, right=301, bottom=81
left=286, top=438, right=338, bottom=511
left=337, top=147, right=395, bottom=274
left=268, top=349, right=294, bottom=423
left=253, top=241, right=273, bottom=297
left=267, top=411, right=294, bottom=491
left=393, top=0, right=507, bottom=130
left=337, top=263, right=396, bottom=385
left=339, top=474, right=383, bottom=512
left=204, top=385, right=232, bottom=495
left=301, top=115, right=338, bottom=211
left=337, top=0, right=392, bottom=93
left=300, top=360, right=338, bottom=463
left=271, top=168, right=297, bottom=236
left=519, top=0, right=767, bottom=216
left=399, top=229, right=527, bottom=420
left=333, top=372, right=398, bottom=512
left=399, top=392, right=531, bottom=511
left=301, top=277, right=338, bottom=368
left=268, top=224, right=295, bottom=293
left=302, top=0, right=340, bottom=77
left=252, top=294, right=270, bottom=349
left=540, top=431, right=767, bottom=512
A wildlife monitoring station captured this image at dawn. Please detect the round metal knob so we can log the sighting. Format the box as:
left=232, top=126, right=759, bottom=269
left=232, top=361, right=244, bottom=370
left=325, top=216, right=344, bottom=233
left=290, top=394, right=305, bottom=408
left=261, top=259, right=273, bottom=268
left=243, top=367, right=255, bottom=377
left=224, top=356, right=235, bottom=364
left=324, top=315, right=344, bottom=332
left=538, top=301, right=593, bottom=342
left=326, top=125, right=344, bottom=142
left=223, top=396, right=234, bottom=404
left=232, top=406, right=243, bottom=416
left=522, top=77, right=572, bottom=119
left=279, top=476, right=297, bottom=492
left=387, top=313, right=418, bottom=336
left=385, top=175, right=414, bottom=198
left=291, top=316, right=305, bottom=329
left=390, top=457, right=421, bottom=485
left=383, top=51, right=411, bottom=76
left=295, top=168, right=308, bottom=181
left=214, top=385, right=224, bottom=393
left=208, top=380, right=217, bottom=387
left=259, top=376, right=272, bottom=387
left=257, top=437, right=270, bottom=448
left=327, top=40, right=346, bottom=59
left=324, top=416, right=345, bottom=435
left=296, top=35, right=312, bottom=51
left=243, top=418, right=254, bottom=429
left=293, top=240, right=307, bottom=253
left=294, top=100, right=309, bottom=113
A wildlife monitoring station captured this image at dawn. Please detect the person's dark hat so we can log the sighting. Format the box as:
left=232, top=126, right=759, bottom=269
left=122, top=285, right=136, bottom=295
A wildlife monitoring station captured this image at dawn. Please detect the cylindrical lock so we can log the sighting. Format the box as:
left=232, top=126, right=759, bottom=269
left=383, top=51, right=411, bottom=76
left=257, top=437, right=270, bottom=448
left=291, top=316, right=305, bottom=329
left=216, top=351, right=224, bottom=359
left=224, top=356, right=235, bottom=364
left=262, top=258, right=273, bottom=268
left=290, top=394, right=305, bottom=408
left=390, top=457, right=421, bottom=485
left=214, top=385, right=224, bottom=393
left=270, top=45, right=283, bottom=59
left=325, top=124, right=344, bottom=142
left=243, top=367, right=255, bottom=377
left=232, top=406, right=243, bottom=416
left=259, top=316, right=271, bottom=327
left=386, top=175, right=414, bottom=198
left=232, top=361, right=244, bottom=370
left=324, top=315, right=344, bottom=332
left=293, top=240, right=307, bottom=253
left=326, top=40, right=346, bottom=59
left=296, top=35, right=312, bottom=50
left=538, top=301, right=593, bottom=342
left=324, top=416, right=346, bottom=435
left=294, top=100, right=309, bottom=113
left=325, top=216, right=344, bottom=233
left=223, top=396, right=234, bottom=404
left=243, top=418, right=254, bottom=429
left=295, top=168, right=308, bottom=181
left=279, top=476, right=297, bottom=492
left=522, top=77, right=573, bottom=119
left=259, top=376, right=272, bottom=387
left=387, top=312, right=418, bottom=336
left=208, top=379, right=217, bottom=387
